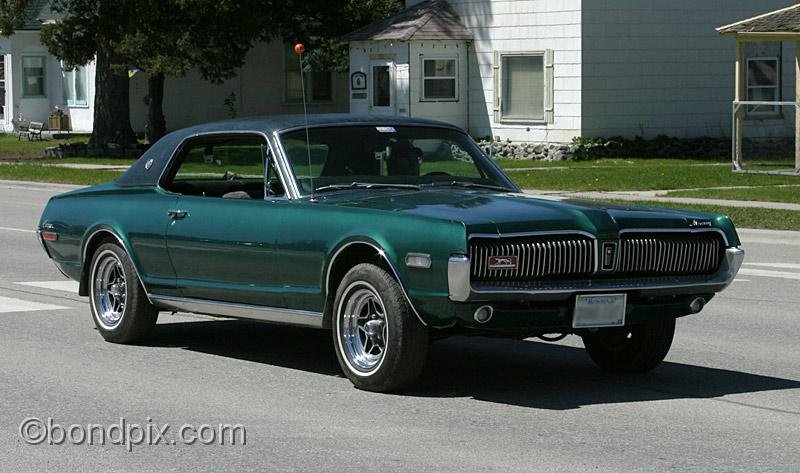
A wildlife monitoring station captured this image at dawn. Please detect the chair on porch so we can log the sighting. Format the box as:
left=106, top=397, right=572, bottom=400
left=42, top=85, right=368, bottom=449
left=27, top=121, right=44, bottom=140
left=13, top=119, right=29, bottom=140
left=16, top=121, right=43, bottom=141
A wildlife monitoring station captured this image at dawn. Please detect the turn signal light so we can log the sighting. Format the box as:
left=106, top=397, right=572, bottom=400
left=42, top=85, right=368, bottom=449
left=41, top=231, right=58, bottom=241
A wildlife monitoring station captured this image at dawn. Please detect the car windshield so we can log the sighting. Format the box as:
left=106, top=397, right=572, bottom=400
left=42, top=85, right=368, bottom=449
left=279, top=125, right=517, bottom=195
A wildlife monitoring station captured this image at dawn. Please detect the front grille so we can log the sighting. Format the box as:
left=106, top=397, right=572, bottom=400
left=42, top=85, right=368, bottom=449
left=470, top=234, right=595, bottom=281
left=468, top=231, right=727, bottom=284
left=617, top=232, right=725, bottom=276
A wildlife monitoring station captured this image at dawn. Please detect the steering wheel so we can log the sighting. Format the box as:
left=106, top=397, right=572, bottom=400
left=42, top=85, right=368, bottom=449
left=423, top=171, right=452, bottom=177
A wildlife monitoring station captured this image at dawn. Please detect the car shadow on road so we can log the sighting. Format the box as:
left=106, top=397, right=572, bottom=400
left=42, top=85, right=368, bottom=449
left=146, top=319, right=800, bottom=411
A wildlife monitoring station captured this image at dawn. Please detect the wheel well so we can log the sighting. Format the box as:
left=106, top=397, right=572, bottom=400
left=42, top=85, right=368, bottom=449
left=78, top=231, right=119, bottom=296
left=323, top=243, right=393, bottom=328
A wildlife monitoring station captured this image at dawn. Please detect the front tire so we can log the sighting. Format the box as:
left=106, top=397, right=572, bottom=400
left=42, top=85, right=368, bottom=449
left=332, top=263, right=428, bottom=392
left=581, top=318, right=675, bottom=373
left=89, top=242, right=158, bottom=344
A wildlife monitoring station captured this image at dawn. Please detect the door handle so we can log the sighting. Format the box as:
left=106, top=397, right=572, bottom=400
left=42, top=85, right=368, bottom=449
left=167, top=210, right=188, bottom=219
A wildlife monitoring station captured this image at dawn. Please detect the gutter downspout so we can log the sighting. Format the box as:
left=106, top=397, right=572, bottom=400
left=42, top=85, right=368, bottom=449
left=466, top=41, right=471, bottom=135
left=407, top=41, right=412, bottom=118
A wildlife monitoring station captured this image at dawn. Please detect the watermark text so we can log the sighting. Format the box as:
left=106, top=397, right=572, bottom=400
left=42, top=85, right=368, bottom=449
left=19, top=417, right=246, bottom=451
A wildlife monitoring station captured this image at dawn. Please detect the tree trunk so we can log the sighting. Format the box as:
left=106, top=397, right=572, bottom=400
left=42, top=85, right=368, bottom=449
left=89, top=43, right=136, bottom=149
left=146, top=73, right=166, bottom=143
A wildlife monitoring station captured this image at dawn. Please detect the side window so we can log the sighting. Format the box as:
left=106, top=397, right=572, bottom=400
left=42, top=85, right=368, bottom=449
left=747, top=57, right=780, bottom=116
left=494, top=50, right=554, bottom=124
left=422, top=58, right=457, bottom=101
left=163, top=135, right=285, bottom=199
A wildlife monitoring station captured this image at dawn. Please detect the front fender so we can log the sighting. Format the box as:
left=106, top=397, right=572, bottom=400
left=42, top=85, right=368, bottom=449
left=324, top=218, right=467, bottom=328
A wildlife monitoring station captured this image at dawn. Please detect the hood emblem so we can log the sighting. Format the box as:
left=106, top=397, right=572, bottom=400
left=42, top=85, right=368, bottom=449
left=488, top=256, right=518, bottom=270
left=689, top=219, right=712, bottom=228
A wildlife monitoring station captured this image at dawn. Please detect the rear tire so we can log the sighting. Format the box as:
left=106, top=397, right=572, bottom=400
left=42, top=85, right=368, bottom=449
left=581, top=318, right=675, bottom=373
left=332, top=263, right=428, bottom=392
left=88, top=242, right=158, bottom=344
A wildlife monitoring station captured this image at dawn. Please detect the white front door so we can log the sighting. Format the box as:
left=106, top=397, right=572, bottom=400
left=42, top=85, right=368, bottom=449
left=369, top=60, right=395, bottom=115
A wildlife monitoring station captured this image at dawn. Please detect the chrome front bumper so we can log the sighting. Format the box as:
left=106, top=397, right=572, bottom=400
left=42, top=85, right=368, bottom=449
left=448, top=247, right=745, bottom=302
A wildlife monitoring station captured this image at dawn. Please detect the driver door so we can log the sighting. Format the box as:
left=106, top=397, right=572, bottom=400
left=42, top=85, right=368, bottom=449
left=162, top=134, right=286, bottom=307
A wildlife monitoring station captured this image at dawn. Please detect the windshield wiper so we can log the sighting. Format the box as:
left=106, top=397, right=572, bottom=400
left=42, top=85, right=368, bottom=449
left=423, top=181, right=511, bottom=192
left=314, top=182, right=421, bottom=193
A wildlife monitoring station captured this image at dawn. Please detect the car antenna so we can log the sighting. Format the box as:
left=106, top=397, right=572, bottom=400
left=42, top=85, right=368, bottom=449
left=294, top=43, right=315, bottom=201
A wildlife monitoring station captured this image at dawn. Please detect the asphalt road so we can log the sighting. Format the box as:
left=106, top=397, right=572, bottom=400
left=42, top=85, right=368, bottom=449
left=0, top=180, right=798, bottom=472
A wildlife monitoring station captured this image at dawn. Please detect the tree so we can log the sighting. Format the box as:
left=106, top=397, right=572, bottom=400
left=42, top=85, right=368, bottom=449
left=2, top=0, right=134, bottom=147
left=279, top=0, right=403, bottom=73
left=114, top=1, right=269, bottom=142
left=2, top=0, right=403, bottom=146
left=38, top=1, right=140, bottom=147
left=0, top=0, right=27, bottom=36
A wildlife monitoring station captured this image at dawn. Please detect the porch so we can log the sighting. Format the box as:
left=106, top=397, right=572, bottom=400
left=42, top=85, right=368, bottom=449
left=718, top=3, right=800, bottom=173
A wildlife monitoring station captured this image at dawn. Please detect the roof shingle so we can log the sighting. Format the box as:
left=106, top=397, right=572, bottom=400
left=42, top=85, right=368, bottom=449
left=19, top=0, right=59, bottom=30
left=344, top=0, right=473, bottom=42
left=717, top=4, right=800, bottom=35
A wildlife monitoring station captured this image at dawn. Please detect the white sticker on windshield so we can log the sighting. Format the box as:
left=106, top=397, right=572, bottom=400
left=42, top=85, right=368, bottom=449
left=376, top=126, right=396, bottom=133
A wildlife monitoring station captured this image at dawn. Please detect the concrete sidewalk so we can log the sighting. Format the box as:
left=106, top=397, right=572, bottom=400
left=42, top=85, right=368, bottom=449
left=524, top=189, right=800, bottom=211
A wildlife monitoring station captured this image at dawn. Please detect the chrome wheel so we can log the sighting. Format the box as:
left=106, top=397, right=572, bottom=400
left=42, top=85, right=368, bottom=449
left=91, top=250, right=127, bottom=329
left=338, top=282, right=389, bottom=374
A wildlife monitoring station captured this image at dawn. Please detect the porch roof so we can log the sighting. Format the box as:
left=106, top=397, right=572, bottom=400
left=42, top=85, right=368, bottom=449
left=717, top=3, right=800, bottom=37
left=344, top=0, right=473, bottom=42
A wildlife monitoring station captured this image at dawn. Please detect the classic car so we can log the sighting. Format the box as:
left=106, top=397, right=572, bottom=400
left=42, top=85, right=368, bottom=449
left=37, top=115, right=745, bottom=392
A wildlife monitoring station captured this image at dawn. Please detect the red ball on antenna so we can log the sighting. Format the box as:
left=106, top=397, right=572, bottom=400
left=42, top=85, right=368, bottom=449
left=293, top=43, right=305, bottom=55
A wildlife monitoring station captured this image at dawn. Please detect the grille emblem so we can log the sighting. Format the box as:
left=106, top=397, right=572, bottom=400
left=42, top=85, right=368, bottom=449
left=488, top=256, right=518, bottom=270
left=602, top=243, right=617, bottom=271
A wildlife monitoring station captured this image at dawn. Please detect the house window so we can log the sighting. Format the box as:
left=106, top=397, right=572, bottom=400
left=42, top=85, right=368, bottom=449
left=61, top=63, right=88, bottom=106
left=747, top=57, right=780, bottom=116
left=22, top=56, right=46, bottom=97
left=499, top=53, right=544, bottom=121
left=422, top=58, right=457, bottom=101
left=284, top=45, right=333, bottom=103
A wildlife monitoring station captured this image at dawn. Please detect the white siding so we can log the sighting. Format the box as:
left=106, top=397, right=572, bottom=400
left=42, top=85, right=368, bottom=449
left=582, top=0, right=795, bottom=139
left=3, top=38, right=346, bottom=135
left=130, top=42, right=348, bottom=133
left=409, top=41, right=469, bottom=128
left=439, top=0, right=583, bottom=142
left=2, top=31, right=96, bottom=133
left=349, top=41, right=410, bottom=116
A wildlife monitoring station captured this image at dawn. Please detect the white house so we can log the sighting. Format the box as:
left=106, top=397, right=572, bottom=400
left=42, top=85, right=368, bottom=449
left=0, top=1, right=96, bottom=133
left=347, top=0, right=797, bottom=143
left=1, top=2, right=348, bottom=134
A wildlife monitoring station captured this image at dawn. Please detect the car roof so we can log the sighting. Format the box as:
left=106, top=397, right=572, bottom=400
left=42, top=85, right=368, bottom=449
left=116, top=114, right=464, bottom=188
left=175, top=114, right=463, bottom=136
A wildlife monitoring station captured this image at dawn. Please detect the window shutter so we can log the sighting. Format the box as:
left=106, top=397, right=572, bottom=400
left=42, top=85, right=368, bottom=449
left=544, top=49, right=554, bottom=124
left=493, top=51, right=501, bottom=123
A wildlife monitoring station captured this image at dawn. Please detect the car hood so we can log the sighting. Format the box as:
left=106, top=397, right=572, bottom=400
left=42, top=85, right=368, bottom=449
left=317, top=189, right=740, bottom=244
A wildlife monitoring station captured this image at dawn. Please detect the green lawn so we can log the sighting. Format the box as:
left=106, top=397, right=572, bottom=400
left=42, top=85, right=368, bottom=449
left=0, top=133, right=89, bottom=157
left=666, top=186, right=800, bottom=204
left=1, top=152, right=799, bottom=230
left=506, top=161, right=800, bottom=191
left=496, top=158, right=727, bottom=169
left=0, top=164, right=123, bottom=185
left=598, top=200, right=800, bottom=231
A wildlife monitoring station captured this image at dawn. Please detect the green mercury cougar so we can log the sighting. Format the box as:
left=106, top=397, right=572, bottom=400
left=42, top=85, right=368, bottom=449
left=38, top=115, right=745, bottom=392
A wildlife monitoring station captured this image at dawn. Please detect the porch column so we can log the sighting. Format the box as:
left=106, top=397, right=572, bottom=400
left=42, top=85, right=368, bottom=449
left=734, top=39, right=746, bottom=171
left=796, top=40, right=800, bottom=171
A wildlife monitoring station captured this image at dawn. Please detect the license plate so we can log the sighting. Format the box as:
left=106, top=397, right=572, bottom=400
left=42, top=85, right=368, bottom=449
left=572, top=294, right=626, bottom=328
